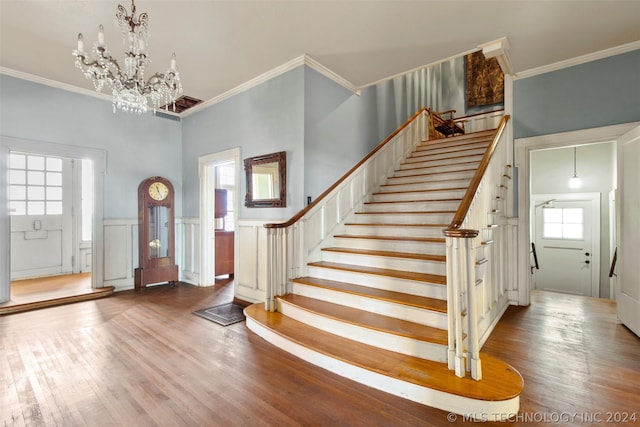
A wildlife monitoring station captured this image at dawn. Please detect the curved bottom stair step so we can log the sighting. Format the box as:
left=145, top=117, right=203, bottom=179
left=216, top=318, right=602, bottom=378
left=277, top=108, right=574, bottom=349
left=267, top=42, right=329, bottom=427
left=279, top=293, right=448, bottom=342
left=245, top=304, right=523, bottom=420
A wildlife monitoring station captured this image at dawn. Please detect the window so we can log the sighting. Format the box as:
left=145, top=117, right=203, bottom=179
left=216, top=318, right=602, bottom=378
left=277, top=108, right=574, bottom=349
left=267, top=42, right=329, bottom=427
left=9, top=153, right=63, bottom=215
left=543, top=208, right=583, bottom=239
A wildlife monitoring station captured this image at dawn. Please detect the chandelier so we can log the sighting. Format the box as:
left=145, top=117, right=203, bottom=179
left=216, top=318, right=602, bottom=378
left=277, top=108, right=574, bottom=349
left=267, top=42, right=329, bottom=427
left=72, top=0, right=182, bottom=114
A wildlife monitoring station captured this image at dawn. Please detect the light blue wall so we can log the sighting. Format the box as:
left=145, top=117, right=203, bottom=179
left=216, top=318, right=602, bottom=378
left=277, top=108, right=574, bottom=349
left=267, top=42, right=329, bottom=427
left=513, top=49, right=640, bottom=139
left=0, top=75, right=183, bottom=218
left=181, top=66, right=305, bottom=219
left=303, top=67, right=380, bottom=201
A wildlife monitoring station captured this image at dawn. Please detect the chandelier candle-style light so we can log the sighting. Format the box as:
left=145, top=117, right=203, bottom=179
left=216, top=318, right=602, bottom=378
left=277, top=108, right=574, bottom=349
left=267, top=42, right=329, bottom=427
left=73, top=0, right=182, bottom=114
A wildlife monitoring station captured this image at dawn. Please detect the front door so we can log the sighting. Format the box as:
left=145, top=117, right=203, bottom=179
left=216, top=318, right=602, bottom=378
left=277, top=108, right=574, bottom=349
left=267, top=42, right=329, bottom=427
left=617, top=125, right=640, bottom=337
left=532, top=194, right=600, bottom=297
left=9, top=152, right=73, bottom=279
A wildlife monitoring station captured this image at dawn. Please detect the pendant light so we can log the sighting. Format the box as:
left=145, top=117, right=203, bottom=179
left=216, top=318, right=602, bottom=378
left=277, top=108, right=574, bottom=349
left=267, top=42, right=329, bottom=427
left=569, top=147, right=582, bottom=189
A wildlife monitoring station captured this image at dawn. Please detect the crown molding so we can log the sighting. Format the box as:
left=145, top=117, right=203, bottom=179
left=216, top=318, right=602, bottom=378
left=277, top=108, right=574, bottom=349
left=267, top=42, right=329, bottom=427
left=515, top=40, right=640, bottom=80
left=303, top=55, right=360, bottom=95
left=0, top=66, right=113, bottom=104
left=182, top=54, right=359, bottom=117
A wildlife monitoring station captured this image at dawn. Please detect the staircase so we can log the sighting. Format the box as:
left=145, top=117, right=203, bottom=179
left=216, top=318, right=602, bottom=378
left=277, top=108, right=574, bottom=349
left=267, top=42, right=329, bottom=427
left=245, top=126, right=523, bottom=419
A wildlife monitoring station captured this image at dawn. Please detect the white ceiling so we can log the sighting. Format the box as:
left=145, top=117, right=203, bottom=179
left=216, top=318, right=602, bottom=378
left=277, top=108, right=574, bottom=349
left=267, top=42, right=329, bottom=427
left=1, top=0, right=639, bottom=106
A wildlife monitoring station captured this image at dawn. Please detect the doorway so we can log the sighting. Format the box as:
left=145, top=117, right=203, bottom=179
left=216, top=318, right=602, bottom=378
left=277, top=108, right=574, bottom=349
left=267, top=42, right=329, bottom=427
left=0, top=136, right=106, bottom=305
left=514, top=123, right=635, bottom=305
left=531, top=193, right=600, bottom=296
left=199, top=148, right=240, bottom=287
left=8, top=152, right=93, bottom=300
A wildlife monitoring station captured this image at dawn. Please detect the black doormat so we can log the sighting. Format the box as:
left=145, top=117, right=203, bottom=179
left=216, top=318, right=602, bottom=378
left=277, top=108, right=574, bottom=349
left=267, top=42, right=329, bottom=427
left=193, top=302, right=246, bottom=326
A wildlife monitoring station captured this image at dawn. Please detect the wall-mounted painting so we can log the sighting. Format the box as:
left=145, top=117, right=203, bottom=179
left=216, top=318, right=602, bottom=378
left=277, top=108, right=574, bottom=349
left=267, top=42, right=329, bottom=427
left=465, top=51, right=504, bottom=108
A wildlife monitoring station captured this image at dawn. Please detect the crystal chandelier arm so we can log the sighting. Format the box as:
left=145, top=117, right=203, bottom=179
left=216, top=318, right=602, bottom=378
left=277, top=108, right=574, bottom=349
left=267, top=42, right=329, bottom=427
left=73, top=0, right=182, bottom=114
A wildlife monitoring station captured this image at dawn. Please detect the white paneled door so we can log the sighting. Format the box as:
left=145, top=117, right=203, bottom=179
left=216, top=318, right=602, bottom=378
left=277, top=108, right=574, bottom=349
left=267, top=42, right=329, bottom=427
left=9, top=153, right=73, bottom=279
left=617, top=125, right=640, bottom=338
left=532, top=194, right=600, bottom=297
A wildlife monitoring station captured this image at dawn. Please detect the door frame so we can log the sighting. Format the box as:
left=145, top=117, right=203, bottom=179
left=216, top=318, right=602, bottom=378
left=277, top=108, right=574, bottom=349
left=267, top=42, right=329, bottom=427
left=531, top=192, right=601, bottom=297
left=515, top=122, right=638, bottom=306
left=198, top=147, right=240, bottom=286
left=0, top=136, right=106, bottom=303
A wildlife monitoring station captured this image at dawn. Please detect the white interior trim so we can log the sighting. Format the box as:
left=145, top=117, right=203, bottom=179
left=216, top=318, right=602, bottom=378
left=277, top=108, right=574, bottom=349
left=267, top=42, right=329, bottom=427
left=198, top=147, right=241, bottom=286
left=0, top=135, right=107, bottom=302
left=515, top=122, right=639, bottom=305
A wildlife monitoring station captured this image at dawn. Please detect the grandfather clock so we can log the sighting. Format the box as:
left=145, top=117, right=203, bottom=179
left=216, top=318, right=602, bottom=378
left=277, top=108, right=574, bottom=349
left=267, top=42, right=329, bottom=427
left=134, top=176, right=178, bottom=289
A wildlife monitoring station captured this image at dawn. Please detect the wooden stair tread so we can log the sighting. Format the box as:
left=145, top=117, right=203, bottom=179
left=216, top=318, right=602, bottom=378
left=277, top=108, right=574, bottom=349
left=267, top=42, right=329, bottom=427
left=389, top=168, right=477, bottom=179
left=372, top=188, right=467, bottom=196
left=278, top=294, right=448, bottom=345
left=365, top=198, right=462, bottom=205
left=410, top=144, right=490, bottom=158
left=401, top=160, right=479, bottom=170
left=334, top=234, right=445, bottom=243
left=417, top=138, right=491, bottom=152
left=354, top=211, right=454, bottom=216
left=245, top=304, right=523, bottom=401
left=322, top=247, right=446, bottom=262
left=307, top=261, right=447, bottom=286
left=381, top=177, right=471, bottom=186
left=403, top=153, right=484, bottom=164
left=345, top=223, right=449, bottom=228
left=293, top=276, right=447, bottom=312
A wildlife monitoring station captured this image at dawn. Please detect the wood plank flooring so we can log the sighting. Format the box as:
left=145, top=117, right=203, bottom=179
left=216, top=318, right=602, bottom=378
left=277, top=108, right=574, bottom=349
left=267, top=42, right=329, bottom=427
left=1, top=274, right=114, bottom=315
left=1, top=286, right=639, bottom=426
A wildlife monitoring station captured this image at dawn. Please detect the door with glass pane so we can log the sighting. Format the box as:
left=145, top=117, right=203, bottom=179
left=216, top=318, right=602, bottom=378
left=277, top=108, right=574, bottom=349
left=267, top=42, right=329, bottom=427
left=532, top=194, right=600, bottom=297
left=9, top=152, right=73, bottom=279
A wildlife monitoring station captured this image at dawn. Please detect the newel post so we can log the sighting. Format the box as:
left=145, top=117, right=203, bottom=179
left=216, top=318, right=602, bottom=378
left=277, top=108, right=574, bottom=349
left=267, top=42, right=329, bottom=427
left=444, top=228, right=482, bottom=380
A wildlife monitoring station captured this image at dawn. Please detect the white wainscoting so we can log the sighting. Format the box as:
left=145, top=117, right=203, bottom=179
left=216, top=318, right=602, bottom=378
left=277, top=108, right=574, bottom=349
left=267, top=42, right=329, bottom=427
left=236, top=219, right=273, bottom=304
left=103, top=218, right=190, bottom=291
left=179, top=218, right=200, bottom=285
left=103, top=218, right=138, bottom=291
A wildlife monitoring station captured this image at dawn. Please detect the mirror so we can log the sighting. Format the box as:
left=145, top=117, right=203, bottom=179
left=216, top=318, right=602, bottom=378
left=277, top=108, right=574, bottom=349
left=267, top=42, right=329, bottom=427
left=244, top=151, right=286, bottom=208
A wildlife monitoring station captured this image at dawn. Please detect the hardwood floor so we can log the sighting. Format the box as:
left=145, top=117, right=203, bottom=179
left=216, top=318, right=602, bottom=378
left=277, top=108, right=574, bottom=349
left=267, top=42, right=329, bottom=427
left=1, top=286, right=639, bottom=426
left=1, top=274, right=114, bottom=315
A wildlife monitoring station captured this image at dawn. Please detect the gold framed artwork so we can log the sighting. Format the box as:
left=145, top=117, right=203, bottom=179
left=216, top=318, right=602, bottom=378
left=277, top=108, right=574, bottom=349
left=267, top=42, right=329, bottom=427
left=465, top=51, right=504, bottom=108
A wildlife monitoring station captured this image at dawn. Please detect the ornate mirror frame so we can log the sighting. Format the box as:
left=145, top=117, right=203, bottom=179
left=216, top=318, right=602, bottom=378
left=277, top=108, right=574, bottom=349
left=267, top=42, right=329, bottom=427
left=244, top=151, right=286, bottom=208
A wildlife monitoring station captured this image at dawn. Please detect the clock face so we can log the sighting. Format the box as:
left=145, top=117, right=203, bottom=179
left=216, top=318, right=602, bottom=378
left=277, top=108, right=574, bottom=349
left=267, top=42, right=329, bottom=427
left=148, top=181, right=169, bottom=201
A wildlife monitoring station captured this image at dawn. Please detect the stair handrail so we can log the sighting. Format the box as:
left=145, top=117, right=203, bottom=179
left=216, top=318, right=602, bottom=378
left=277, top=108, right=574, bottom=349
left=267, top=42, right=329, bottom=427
left=447, top=115, right=510, bottom=231
left=262, top=108, right=430, bottom=311
left=443, top=114, right=510, bottom=382
left=265, top=107, right=428, bottom=230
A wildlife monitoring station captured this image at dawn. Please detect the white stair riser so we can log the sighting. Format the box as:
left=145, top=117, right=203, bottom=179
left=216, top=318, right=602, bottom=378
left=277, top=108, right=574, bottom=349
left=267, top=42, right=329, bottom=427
left=354, top=212, right=454, bottom=224
left=387, top=171, right=476, bottom=184
left=344, top=225, right=446, bottom=238
left=400, top=157, right=482, bottom=170
left=380, top=179, right=471, bottom=192
left=364, top=200, right=460, bottom=213
left=415, top=140, right=490, bottom=155
left=371, top=190, right=466, bottom=202
left=333, top=237, right=446, bottom=254
left=321, top=251, right=447, bottom=276
left=418, top=132, right=494, bottom=148
left=245, top=317, right=518, bottom=420
left=396, top=163, right=479, bottom=175
left=291, top=282, right=447, bottom=328
left=278, top=299, right=448, bottom=362
left=305, top=267, right=447, bottom=302
left=405, top=147, right=486, bottom=163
